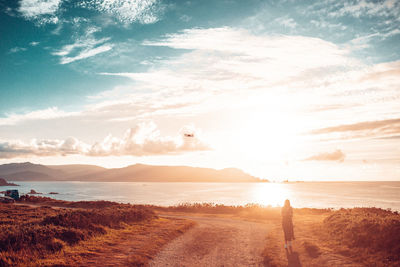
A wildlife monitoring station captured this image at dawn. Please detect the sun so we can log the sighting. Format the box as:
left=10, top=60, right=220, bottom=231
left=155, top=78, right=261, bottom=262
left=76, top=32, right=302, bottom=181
left=234, top=109, right=301, bottom=162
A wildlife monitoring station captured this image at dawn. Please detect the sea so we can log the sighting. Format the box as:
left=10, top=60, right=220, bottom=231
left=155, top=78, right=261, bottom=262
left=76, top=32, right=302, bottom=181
left=2, top=181, right=400, bottom=211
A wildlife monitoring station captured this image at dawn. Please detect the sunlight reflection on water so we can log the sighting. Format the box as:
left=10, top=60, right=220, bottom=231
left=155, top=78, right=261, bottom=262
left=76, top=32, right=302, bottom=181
left=252, top=183, right=290, bottom=207
left=3, top=181, right=400, bottom=210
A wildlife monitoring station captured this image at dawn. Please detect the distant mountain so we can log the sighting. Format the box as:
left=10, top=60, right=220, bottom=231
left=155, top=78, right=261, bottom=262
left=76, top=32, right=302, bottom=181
left=71, top=164, right=261, bottom=182
left=47, top=164, right=106, bottom=179
left=0, top=162, right=64, bottom=178
left=1, top=171, right=54, bottom=181
left=0, top=162, right=262, bottom=182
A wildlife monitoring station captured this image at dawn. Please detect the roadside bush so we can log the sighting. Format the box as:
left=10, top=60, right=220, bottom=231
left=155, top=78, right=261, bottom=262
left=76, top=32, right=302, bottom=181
left=0, top=201, right=155, bottom=265
left=324, top=208, right=400, bottom=265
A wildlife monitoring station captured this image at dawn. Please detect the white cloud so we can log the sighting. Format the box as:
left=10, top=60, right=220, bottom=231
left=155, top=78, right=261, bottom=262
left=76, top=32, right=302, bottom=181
left=0, top=122, right=210, bottom=159
left=180, top=15, right=191, bottom=22
left=143, top=27, right=352, bottom=71
left=349, top=28, right=400, bottom=49
left=79, top=0, right=162, bottom=24
left=0, top=107, right=77, bottom=126
left=0, top=137, right=89, bottom=159
left=91, top=28, right=400, bottom=137
left=310, top=19, right=347, bottom=30
left=3, top=27, right=400, bottom=152
left=18, top=0, right=62, bottom=24
left=52, top=27, right=113, bottom=64
left=29, top=41, right=40, bottom=46
left=330, top=0, right=400, bottom=18
left=96, top=27, right=356, bottom=117
left=305, top=149, right=346, bottom=162
left=275, top=17, right=297, bottom=29
left=18, top=0, right=62, bottom=17
left=59, top=44, right=113, bottom=64
left=9, top=47, right=27, bottom=53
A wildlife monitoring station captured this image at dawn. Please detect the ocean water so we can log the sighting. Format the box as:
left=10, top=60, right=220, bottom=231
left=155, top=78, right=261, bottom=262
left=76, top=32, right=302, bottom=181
left=2, top=181, right=400, bottom=211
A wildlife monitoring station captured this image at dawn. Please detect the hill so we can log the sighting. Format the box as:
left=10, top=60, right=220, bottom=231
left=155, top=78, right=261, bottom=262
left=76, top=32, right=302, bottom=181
left=0, top=162, right=262, bottom=182
left=0, top=162, right=105, bottom=181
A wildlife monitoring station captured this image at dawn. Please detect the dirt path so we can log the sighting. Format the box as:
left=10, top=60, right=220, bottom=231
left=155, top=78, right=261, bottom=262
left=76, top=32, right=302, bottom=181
left=150, top=215, right=270, bottom=267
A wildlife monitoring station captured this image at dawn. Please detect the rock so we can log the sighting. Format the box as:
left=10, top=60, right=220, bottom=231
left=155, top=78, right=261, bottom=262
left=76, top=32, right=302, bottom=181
left=0, top=178, right=18, bottom=186
left=49, top=192, right=59, bottom=194
left=29, top=189, right=42, bottom=194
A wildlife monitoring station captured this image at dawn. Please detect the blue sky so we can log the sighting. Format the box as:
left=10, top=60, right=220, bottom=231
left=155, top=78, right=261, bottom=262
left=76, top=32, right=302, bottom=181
left=0, top=0, right=399, bottom=180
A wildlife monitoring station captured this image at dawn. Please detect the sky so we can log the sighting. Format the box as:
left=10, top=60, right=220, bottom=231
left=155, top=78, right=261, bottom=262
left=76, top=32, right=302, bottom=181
left=0, top=0, right=399, bottom=181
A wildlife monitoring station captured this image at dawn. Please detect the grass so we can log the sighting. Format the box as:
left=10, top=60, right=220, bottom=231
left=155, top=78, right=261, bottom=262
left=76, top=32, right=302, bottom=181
left=2, top=197, right=400, bottom=266
left=19, top=194, right=130, bottom=209
left=260, top=207, right=400, bottom=267
left=37, top=217, right=195, bottom=266
left=0, top=200, right=158, bottom=266
left=323, top=208, right=400, bottom=266
left=152, top=202, right=283, bottom=221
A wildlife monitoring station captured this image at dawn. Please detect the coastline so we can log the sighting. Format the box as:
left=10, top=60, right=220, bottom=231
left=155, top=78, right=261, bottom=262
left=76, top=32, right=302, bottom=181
left=6, top=181, right=400, bottom=212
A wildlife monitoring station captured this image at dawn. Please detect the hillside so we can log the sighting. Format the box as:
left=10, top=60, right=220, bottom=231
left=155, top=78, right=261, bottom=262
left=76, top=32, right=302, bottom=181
left=0, top=162, right=262, bottom=182
left=0, top=163, right=105, bottom=181
left=71, top=164, right=260, bottom=182
left=0, top=162, right=64, bottom=179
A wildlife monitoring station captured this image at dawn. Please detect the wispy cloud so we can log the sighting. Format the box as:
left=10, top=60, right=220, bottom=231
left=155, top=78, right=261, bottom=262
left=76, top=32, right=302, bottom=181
left=143, top=27, right=352, bottom=69
left=349, top=28, right=400, bottom=50
left=0, top=122, right=210, bottom=159
left=275, top=16, right=297, bottom=29
left=59, top=44, right=113, bottom=64
left=8, top=47, right=27, bottom=54
left=0, top=107, right=77, bottom=126
left=52, top=27, right=113, bottom=64
left=2, top=27, right=399, bottom=166
left=180, top=15, right=191, bottom=22
left=305, top=149, right=346, bottom=162
left=95, top=27, right=356, bottom=117
left=311, top=118, right=400, bottom=139
left=329, top=0, right=400, bottom=18
left=89, top=28, right=399, bottom=126
left=79, top=0, right=163, bottom=24
left=310, top=19, right=347, bottom=30
left=29, top=41, right=40, bottom=46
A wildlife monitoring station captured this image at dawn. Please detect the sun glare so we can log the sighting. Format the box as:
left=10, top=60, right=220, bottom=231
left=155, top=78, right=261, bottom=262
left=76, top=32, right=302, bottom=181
left=252, top=183, right=290, bottom=206
left=235, top=109, right=301, bottom=162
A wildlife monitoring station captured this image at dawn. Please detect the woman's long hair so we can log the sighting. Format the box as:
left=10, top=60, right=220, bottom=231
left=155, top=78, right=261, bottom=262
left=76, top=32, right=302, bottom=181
left=284, top=199, right=291, bottom=207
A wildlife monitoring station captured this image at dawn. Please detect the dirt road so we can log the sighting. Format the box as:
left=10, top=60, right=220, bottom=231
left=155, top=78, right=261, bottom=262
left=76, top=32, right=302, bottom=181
left=150, top=215, right=270, bottom=267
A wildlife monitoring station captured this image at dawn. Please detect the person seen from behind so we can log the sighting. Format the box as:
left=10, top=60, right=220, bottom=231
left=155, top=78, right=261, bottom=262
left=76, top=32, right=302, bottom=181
left=281, top=199, right=295, bottom=250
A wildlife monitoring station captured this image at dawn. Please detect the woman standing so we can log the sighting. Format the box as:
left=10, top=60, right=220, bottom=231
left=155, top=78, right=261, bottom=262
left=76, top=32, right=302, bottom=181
left=281, top=199, right=295, bottom=249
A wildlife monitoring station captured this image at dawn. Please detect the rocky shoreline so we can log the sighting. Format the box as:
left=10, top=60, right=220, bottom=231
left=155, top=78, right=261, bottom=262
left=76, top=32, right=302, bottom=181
left=0, top=178, right=18, bottom=186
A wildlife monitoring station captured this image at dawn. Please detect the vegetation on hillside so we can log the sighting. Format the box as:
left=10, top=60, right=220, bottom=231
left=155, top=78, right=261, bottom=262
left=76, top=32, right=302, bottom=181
left=324, top=208, right=400, bottom=266
left=0, top=201, right=155, bottom=266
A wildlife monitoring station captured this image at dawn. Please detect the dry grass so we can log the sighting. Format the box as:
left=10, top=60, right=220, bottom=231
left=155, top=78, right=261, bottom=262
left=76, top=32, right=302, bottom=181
left=0, top=201, right=156, bottom=266
left=19, top=195, right=130, bottom=209
left=153, top=203, right=283, bottom=221
left=38, top=217, right=195, bottom=266
left=261, top=207, right=400, bottom=267
left=323, top=208, right=400, bottom=266
left=2, top=197, right=400, bottom=267
left=261, top=208, right=332, bottom=267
